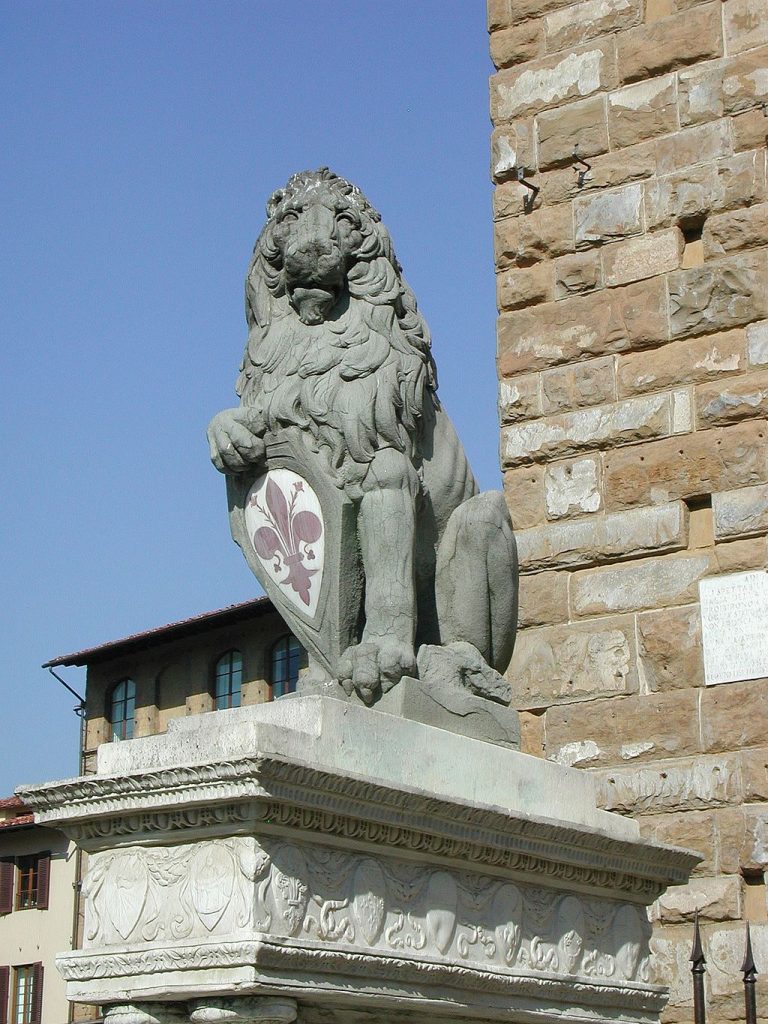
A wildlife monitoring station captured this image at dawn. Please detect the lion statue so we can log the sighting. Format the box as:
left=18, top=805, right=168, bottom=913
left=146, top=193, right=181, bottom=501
left=208, top=169, right=518, bottom=704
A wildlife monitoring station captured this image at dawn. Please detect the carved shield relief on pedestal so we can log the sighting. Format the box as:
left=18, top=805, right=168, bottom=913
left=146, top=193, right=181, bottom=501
left=227, top=428, right=363, bottom=679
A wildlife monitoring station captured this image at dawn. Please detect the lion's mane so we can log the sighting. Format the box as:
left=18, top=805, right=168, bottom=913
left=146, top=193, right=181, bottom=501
left=236, top=169, right=438, bottom=486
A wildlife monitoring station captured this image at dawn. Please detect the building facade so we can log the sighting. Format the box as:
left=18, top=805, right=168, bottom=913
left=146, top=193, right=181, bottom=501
left=489, top=0, right=768, bottom=1018
left=0, top=797, right=77, bottom=1024
left=45, top=598, right=306, bottom=775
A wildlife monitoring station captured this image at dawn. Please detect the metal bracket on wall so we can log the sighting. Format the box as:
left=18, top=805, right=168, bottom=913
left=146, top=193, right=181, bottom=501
left=515, top=165, right=539, bottom=211
left=572, top=147, right=591, bottom=187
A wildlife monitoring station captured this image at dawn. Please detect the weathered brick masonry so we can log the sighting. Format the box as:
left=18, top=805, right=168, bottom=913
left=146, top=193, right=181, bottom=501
left=489, top=0, right=768, bottom=1017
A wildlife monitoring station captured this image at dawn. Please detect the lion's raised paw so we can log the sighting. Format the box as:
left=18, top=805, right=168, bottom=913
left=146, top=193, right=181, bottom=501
left=338, top=639, right=416, bottom=705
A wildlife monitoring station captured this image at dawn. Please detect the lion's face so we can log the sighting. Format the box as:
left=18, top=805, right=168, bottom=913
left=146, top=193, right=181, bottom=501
left=254, top=169, right=388, bottom=327
left=274, top=196, right=359, bottom=325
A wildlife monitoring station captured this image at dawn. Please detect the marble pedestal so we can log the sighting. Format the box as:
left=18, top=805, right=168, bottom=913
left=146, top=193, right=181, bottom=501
left=19, top=697, right=698, bottom=1024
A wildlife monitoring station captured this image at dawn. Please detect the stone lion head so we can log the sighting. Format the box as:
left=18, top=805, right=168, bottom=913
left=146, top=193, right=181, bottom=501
left=237, top=169, right=438, bottom=478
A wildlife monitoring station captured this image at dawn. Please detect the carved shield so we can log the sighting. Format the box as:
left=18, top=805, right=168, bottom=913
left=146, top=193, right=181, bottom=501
left=227, top=428, right=363, bottom=679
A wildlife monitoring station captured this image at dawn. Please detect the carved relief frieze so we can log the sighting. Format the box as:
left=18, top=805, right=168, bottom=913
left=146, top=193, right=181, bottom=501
left=81, top=835, right=652, bottom=985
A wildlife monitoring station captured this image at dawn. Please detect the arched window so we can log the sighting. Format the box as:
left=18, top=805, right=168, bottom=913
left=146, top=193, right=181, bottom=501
left=109, top=679, right=136, bottom=741
left=214, top=650, right=243, bottom=710
left=270, top=635, right=304, bottom=698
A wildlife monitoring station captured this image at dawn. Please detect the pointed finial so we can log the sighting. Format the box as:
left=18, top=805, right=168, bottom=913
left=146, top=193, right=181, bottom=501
left=741, top=921, right=758, bottom=981
left=691, top=910, right=706, bottom=971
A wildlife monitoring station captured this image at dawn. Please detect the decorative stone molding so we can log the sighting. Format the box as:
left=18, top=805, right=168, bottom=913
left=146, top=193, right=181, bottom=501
left=21, top=751, right=696, bottom=902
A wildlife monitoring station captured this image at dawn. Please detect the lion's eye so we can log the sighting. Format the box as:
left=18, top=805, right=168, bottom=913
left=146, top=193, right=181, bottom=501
left=281, top=210, right=299, bottom=223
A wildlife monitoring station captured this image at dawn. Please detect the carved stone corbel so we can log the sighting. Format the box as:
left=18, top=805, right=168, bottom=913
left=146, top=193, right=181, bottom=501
left=188, top=998, right=297, bottom=1023
left=104, top=1004, right=189, bottom=1024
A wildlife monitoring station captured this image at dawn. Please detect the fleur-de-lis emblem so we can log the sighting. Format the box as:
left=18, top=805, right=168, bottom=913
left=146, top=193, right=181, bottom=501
left=250, top=478, right=322, bottom=606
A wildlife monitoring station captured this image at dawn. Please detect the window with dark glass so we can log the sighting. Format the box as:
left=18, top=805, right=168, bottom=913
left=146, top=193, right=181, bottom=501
left=109, top=678, right=136, bottom=741
left=270, top=635, right=304, bottom=698
left=214, top=650, right=243, bottom=710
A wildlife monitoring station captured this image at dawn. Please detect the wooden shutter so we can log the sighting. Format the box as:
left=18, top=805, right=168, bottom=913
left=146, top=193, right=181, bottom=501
left=0, top=860, right=13, bottom=915
left=30, top=963, right=43, bottom=1024
left=0, top=965, right=9, bottom=1024
left=35, top=853, right=50, bottom=911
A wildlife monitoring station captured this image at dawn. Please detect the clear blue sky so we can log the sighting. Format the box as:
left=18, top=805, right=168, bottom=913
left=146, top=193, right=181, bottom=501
left=0, top=2, right=499, bottom=795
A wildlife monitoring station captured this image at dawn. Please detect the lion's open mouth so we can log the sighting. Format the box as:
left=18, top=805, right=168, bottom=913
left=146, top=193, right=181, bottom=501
left=289, top=285, right=339, bottom=325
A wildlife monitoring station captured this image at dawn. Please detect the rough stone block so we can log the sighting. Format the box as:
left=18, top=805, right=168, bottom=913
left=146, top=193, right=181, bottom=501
left=747, top=320, right=768, bottom=366
left=652, top=875, right=742, bottom=923
left=490, top=22, right=546, bottom=68
left=515, top=501, right=688, bottom=571
left=488, top=0, right=512, bottom=31
left=503, top=463, right=548, bottom=530
left=733, top=108, right=768, bottom=152
left=715, top=484, right=768, bottom=541
left=707, top=924, right=768, bottom=997
left=499, top=373, right=542, bottom=423
left=597, top=754, right=744, bottom=813
left=517, top=569, right=570, bottom=627
left=518, top=709, right=545, bottom=757
left=723, top=46, right=768, bottom=114
left=724, top=0, right=768, bottom=54
left=540, top=356, right=614, bottom=414
left=501, top=391, right=673, bottom=466
left=644, top=151, right=765, bottom=229
left=602, top=227, right=682, bottom=287
left=553, top=250, right=603, bottom=296
left=498, top=278, right=668, bottom=375
left=497, top=262, right=554, bottom=311
left=494, top=203, right=574, bottom=267
left=654, top=118, right=732, bottom=175
left=514, top=0, right=582, bottom=22
left=544, top=0, right=642, bottom=50
left=546, top=690, right=701, bottom=767
left=617, top=4, right=723, bottom=83
left=608, top=74, right=679, bottom=149
left=639, top=810, right=718, bottom=875
left=713, top=536, right=768, bottom=572
left=668, top=252, right=768, bottom=339
left=544, top=141, right=656, bottom=205
left=493, top=181, right=540, bottom=221
left=741, top=747, right=768, bottom=800
left=571, top=550, right=708, bottom=617
left=490, top=41, right=617, bottom=122
left=701, top=678, right=768, bottom=753
left=742, top=805, right=768, bottom=869
left=650, top=927, right=701, bottom=1009
left=537, top=95, right=608, bottom=170
left=491, top=121, right=537, bottom=184
left=574, top=183, right=644, bottom=246
left=637, top=603, right=704, bottom=689
left=511, top=615, right=638, bottom=709
left=697, top=369, right=768, bottom=427
left=616, top=330, right=746, bottom=397
left=603, top=422, right=768, bottom=510
left=544, top=455, right=603, bottom=519
left=702, top=203, right=768, bottom=258
left=678, top=59, right=728, bottom=126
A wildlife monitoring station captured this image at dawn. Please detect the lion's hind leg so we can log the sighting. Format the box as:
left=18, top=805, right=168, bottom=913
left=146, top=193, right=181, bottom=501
left=434, top=491, right=518, bottom=675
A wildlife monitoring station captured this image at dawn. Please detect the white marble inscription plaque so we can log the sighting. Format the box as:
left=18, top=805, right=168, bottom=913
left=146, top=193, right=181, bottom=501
left=699, top=571, right=768, bottom=686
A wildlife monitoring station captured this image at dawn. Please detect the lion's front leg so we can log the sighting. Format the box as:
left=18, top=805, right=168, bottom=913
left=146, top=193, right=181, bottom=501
left=338, top=448, right=419, bottom=704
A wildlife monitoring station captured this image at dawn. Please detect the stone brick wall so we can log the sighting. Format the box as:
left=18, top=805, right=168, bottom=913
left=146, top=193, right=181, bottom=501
left=489, top=0, right=768, bottom=1017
